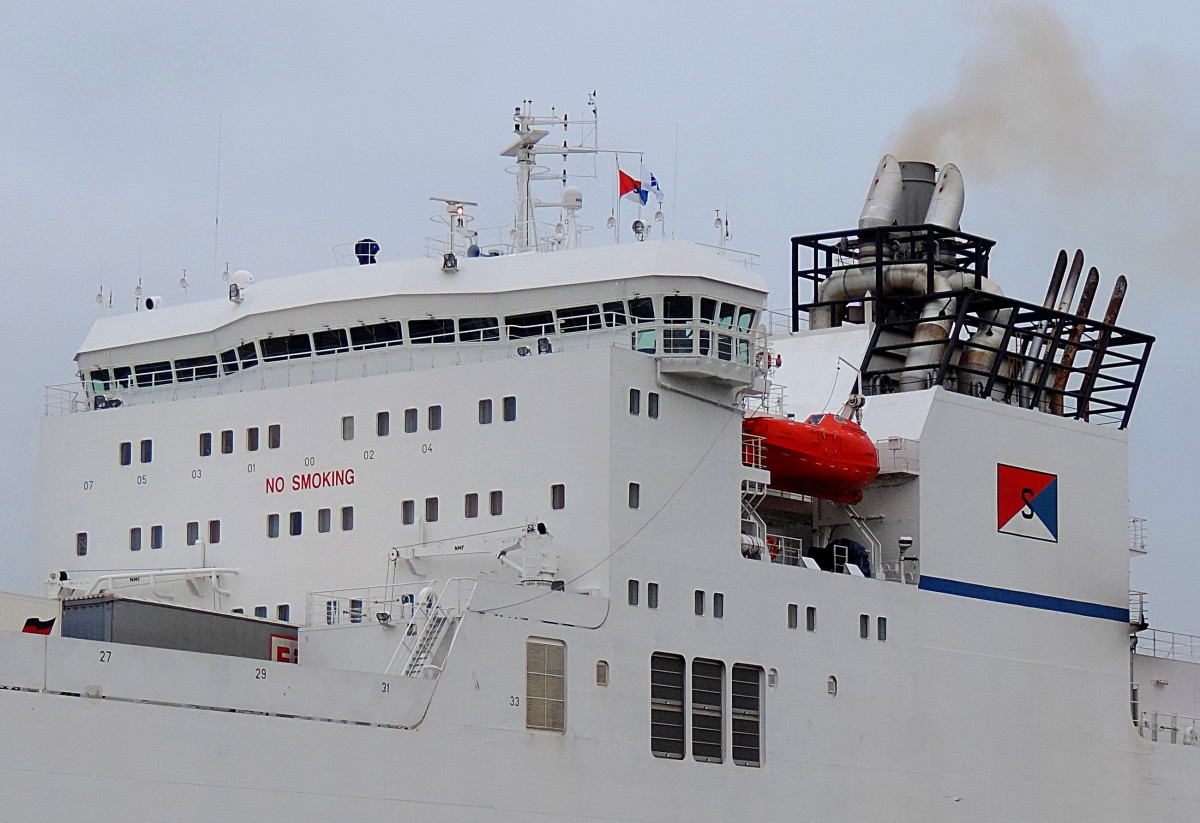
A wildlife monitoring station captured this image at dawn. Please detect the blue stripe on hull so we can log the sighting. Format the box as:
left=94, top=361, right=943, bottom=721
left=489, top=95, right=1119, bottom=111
left=918, top=575, right=1129, bottom=622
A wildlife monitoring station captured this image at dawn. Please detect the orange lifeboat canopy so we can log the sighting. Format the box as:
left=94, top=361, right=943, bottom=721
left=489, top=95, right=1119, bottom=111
left=743, top=413, right=879, bottom=504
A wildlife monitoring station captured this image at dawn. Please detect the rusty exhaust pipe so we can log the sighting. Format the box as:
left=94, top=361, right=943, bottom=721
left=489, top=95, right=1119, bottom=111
left=1049, top=267, right=1099, bottom=414
left=1078, top=275, right=1128, bottom=421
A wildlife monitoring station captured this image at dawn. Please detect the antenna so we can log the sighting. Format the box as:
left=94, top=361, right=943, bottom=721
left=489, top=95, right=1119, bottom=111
left=213, top=115, right=223, bottom=279
left=134, top=278, right=143, bottom=311
left=179, top=267, right=189, bottom=300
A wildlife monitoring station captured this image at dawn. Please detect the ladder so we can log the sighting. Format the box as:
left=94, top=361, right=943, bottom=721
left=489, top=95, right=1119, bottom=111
left=402, top=611, right=449, bottom=676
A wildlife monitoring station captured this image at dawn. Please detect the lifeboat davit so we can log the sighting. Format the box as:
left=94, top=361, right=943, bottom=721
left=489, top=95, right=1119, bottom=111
left=743, top=413, right=879, bottom=504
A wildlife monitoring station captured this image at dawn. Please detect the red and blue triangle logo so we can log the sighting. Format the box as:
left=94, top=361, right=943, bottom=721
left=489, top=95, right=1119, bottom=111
left=997, top=464, right=1058, bottom=543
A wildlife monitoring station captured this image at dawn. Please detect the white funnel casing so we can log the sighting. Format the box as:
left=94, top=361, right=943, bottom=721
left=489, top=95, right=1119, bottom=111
left=924, top=164, right=964, bottom=230
left=858, top=155, right=903, bottom=229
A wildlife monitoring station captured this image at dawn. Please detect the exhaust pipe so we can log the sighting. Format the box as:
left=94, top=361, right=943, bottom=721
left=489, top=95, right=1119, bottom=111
left=1049, top=267, right=1100, bottom=414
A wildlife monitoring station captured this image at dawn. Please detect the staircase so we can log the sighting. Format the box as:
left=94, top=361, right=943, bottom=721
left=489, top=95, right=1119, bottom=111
left=385, top=577, right=475, bottom=679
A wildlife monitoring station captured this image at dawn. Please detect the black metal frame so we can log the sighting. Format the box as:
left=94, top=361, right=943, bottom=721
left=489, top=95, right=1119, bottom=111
left=791, top=226, right=1154, bottom=429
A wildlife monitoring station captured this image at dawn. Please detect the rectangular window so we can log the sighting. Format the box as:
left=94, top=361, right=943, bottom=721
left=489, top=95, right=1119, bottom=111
left=119, top=441, right=132, bottom=466
left=651, top=652, right=686, bottom=759
left=150, top=525, right=163, bottom=550
left=254, top=606, right=268, bottom=619
left=464, top=493, right=479, bottom=519
left=350, top=598, right=364, bottom=624
left=267, top=513, right=280, bottom=538
left=557, top=304, right=602, bottom=333
left=806, top=606, right=816, bottom=632
left=425, top=497, right=439, bottom=522
left=878, top=616, right=888, bottom=642
left=232, top=608, right=244, bottom=615
left=489, top=490, right=503, bottom=516
left=478, top=399, right=493, bottom=424
left=691, top=658, right=724, bottom=763
left=208, top=519, right=221, bottom=544
left=502, top=396, right=517, bottom=422
left=318, top=508, right=331, bottom=533
left=860, top=613, right=870, bottom=639
left=324, top=600, right=338, bottom=625
left=694, top=590, right=705, bottom=616
left=313, top=328, right=349, bottom=356
left=376, top=411, right=390, bottom=437
left=129, top=527, right=142, bottom=552
left=596, top=660, right=610, bottom=687
left=648, top=582, right=659, bottom=609
left=221, top=429, right=234, bottom=454
left=246, top=427, right=260, bottom=451
left=408, top=318, right=455, bottom=344
left=260, top=333, right=312, bottom=362
left=175, top=355, right=218, bottom=382
left=401, top=500, right=415, bottom=525
left=788, top=604, right=799, bottom=629
left=75, top=532, right=88, bottom=557
left=276, top=604, right=290, bottom=622
left=404, top=408, right=418, bottom=433
left=458, top=316, right=500, bottom=342
left=505, top=310, right=555, bottom=339
left=648, top=392, right=660, bottom=419
left=713, top=593, right=725, bottom=619
left=550, top=483, right=565, bottom=510
left=629, top=388, right=641, bottom=415
left=350, top=321, right=403, bottom=350
left=341, top=415, right=355, bottom=441
left=140, top=439, right=153, bottom=463
left=627, top=579, right=639, bottom=606
left=134, top=361, right=173, bottom=387
left=628, top=482, right=640, bottom=510
left=341, top=506, right=354, bottom=531
left=602, top=300, right=627, bottom=327
left=731, top=664, right=763, bottom=767
left=268, top=424, right=281, bottom=449
left=199, top=432, right=212, bottom=457
left=526, top=638, right=567, bottom=732
left=428, top=405, right=442, bottom=430
left=289, top=511, right=302, bottom=536
left=186, top=521, right=200, bottom=546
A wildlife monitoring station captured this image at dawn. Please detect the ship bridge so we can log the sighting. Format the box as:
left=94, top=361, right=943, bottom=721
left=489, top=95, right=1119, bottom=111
left=53, top=240, right=768, bottom=412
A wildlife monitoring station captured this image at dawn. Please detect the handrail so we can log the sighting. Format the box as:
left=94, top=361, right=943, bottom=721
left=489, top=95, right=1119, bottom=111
left=1136, top=628, right=1200, bottom=664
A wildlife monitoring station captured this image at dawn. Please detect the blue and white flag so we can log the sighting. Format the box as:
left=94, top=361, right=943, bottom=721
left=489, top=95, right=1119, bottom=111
left=648, top=172, right=664, bottom=204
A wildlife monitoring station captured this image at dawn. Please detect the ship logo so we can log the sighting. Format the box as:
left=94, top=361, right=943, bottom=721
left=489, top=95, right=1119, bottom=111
left=997, top=464, right=1058, bottom=543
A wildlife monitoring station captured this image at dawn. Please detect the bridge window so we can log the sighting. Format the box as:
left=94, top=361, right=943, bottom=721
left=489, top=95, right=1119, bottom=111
left=350, top=321, right=403, bottom=350
left=663, top=296, right=695, bottom=354
left=134, top=361, right=173, bottom=387
left=409, top=318, right=455, bottom=344
left=557, top=304, right=602, bottom=333
left=175, top=355, right=218, bottom=382
left=220, top=342, right=258, bottom=374
left=691, top=658, right=724, bottom=763
left=75, top=532, right=88, bottom=557
left=221, top=429, right=233, bottom=454
left=129, top=527, right=142, bottom=552
left=199, top=432, right=212, bottom=457
left=464, top=493, right=479, bottom=519
left=260, top=334, right=312, bottom=362
left=526, top=638, right=566, bottom=733
left=268, top=424, right=281, bottom=449
left=731, top=664, right=763, bottom=767
left=602, top=300, right=627, bottom=327
left=113, top=366, right=133, bottom=388
left=313, top=328, right=349, bottom=356
left=650, top=652, right=685, bottom=759
left=506, top=310, right=555, bottom=339
left=458, top=316, right=500, bottom=342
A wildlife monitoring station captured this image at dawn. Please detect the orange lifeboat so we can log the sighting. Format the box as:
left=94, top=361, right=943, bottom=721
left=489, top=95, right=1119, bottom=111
left=743, top=413, right=879, bottom=504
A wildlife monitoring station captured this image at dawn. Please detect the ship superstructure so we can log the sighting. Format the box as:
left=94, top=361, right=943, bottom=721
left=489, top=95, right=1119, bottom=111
left=1, top=105, right=1196, bottom=821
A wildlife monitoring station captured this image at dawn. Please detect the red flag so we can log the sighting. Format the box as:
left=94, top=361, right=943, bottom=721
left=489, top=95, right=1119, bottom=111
left=22, top=616, right=55, bottom=635
left=618, top=170, right=647, bottom=204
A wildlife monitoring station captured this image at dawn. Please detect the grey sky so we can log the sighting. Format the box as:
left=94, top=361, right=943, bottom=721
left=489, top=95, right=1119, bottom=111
left=3, top=1, right=1197, bottom=630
